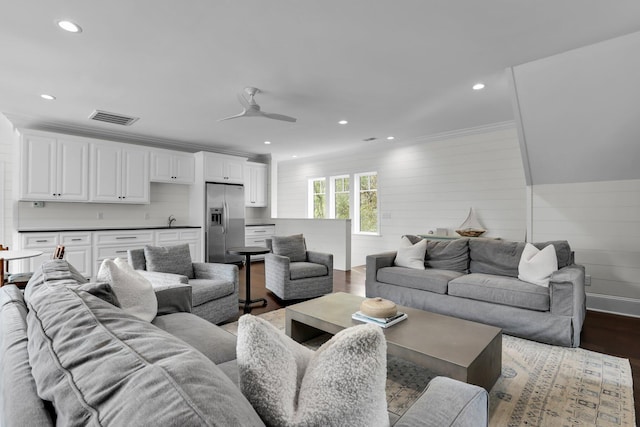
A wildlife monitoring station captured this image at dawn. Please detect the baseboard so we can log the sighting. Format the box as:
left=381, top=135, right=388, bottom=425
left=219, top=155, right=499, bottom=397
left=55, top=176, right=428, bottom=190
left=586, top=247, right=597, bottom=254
left=586, top=293, right=640, bottom=318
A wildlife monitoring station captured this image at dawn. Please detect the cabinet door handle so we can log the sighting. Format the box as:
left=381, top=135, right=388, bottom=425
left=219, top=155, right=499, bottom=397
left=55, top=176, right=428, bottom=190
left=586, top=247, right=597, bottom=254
left=116, top=237, right=137, bottom=240
left=115, top=250, right=128, bottom=254
left=253, top=230, right=266, bottom=233
left=36, top=239, right=49, bottom=243
left=71, top=238, right=82, bottom=241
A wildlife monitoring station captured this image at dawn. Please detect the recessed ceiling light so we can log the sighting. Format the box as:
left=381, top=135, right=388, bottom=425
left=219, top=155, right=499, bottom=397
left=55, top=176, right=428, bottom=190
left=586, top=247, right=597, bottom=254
left=57, top=20, right=82, bottom=33
left=40, top=94, right=56, bottom=100
left=386, top=136, right=395, bottom=140
left=472, top=83, right=485, bottom=91
left=292, top=155, right=297, bottom=158
left=264, top=141, right=271, bottom=145
left=338, top=120, right=348, bottom=125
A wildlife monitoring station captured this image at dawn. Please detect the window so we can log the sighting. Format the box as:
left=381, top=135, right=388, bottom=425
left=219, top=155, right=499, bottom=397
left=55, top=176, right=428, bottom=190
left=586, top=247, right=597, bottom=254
left=354, top=172, right=378, bottom=234
left=308, top=177, right=326, bottom=218
left=330, top=175, right=350, bottom=219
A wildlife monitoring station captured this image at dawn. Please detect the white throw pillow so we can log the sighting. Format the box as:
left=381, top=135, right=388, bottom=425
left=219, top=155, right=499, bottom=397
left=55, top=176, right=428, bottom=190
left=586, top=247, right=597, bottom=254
left=518, top=243, right=558, bottom=287
left=237, top=315, right=388, bottom=427
left=97, top=258, right=158, bottom=322
left=394, top=236, right=427, bottom=270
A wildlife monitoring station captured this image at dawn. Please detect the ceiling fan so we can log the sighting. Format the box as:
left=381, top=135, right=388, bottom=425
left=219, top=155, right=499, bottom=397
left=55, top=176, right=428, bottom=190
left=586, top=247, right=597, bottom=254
left=218, top=87, right=297, bottom=123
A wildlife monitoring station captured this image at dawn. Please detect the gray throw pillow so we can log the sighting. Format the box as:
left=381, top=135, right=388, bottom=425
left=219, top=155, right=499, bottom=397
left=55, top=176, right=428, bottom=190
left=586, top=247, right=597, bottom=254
left=237, top=314, right=388, bottom=427
left=144, top=244, right=194, bottom=279
left=271, top=234, right=307, bottom=262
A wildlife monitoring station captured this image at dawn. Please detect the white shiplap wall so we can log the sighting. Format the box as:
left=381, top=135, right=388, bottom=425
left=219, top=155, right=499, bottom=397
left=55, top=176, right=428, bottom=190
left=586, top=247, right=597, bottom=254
left=277, top=125, right=527, bottom=266
left=530, top=180, right=640, bottom=315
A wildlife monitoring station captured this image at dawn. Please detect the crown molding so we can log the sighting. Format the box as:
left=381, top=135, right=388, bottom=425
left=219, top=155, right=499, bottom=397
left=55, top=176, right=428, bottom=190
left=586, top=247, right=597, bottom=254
left=2, top=112, right=255, bottom=158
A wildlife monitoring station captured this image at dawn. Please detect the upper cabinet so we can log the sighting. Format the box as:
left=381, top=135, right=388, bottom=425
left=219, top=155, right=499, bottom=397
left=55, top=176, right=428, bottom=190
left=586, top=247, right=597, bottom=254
left=245, top=162, right=268, bottom=207
left=150, top=149, right=195, bottom=184
left=204, top=153, right=245, bottom=183
left=90, top=142, right=150, bottom=203
left=19, top=133, right=89, bottom=201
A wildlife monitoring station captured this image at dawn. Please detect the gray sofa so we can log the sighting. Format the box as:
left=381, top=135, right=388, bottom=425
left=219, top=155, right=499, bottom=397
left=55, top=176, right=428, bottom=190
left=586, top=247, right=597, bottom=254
left=1, top=260, right=488, bottom=426
left=128, top=246, right=239, bottom=324
left=366, top=237, right=586, bottom=347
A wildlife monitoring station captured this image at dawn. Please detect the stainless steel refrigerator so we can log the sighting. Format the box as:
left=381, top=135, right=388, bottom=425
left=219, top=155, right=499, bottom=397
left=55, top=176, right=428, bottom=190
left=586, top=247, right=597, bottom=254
left=206, top=182, right=245, bottom=264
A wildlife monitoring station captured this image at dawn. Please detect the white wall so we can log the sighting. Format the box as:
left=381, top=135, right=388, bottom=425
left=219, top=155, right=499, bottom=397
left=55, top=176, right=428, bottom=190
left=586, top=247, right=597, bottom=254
left=277, top=125, right=527, bottom=266
left=530, top=180, right=640, bottom=316
left=0, top=115, right=15, bottom=247
left=15, top=183, right=191, bottom=230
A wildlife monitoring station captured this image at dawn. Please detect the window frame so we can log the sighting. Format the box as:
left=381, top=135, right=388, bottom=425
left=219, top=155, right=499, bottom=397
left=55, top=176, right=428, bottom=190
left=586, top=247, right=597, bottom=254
left=353, top=171, right=379, bottom=235
left=307, top=177, right=327, bottom=219
left=329, top=174, right=351, bottom=220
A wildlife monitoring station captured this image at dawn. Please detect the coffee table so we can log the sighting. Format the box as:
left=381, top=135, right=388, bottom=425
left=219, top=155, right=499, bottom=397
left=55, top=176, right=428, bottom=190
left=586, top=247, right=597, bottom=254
left=285, top=292, right=502, bottom=391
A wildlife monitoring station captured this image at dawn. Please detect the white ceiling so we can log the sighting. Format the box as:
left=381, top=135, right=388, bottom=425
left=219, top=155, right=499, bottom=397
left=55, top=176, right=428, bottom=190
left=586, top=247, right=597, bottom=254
left=2, top=1, right=640, bottom=160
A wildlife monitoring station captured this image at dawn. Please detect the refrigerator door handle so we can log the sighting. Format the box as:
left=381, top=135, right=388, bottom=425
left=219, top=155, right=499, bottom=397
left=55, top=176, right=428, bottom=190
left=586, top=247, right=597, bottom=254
left=223, top=201, right=229, bottom=234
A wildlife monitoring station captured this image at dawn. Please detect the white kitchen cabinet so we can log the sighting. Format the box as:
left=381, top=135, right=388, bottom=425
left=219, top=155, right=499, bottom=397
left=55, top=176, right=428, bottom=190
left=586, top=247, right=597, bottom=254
left=19, top=231, right=92, bottom=278
left=19, top=133, right=89, bottom=201
left=204, top=153, right=246, bottom=183
left=245, top=162, right=268, bottom=207
left=245, top=225, right=275, bottom=261
left=93, top=230, right=154, bottom=275
left=150, top=149, right=195, bottom=184
left=90, top=142, right=150, bottom=203
left=155, top=228, right=201, bottom=262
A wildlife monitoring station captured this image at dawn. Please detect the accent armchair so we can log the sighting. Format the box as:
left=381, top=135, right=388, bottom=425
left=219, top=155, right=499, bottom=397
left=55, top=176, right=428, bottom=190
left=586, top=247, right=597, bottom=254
left=128, top=244, right=239, bottom=324
left=265, top=234, right=333, bottom=300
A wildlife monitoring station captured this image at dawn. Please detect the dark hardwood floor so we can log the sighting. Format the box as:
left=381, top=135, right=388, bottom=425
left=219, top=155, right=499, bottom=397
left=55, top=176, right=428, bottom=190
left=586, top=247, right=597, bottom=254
left=234, top=262, right=640, bottom=421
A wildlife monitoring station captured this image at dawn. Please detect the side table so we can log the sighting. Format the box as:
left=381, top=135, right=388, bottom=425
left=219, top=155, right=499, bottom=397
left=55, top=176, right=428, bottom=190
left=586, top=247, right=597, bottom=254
left=227, top=246, right=271, bottom=313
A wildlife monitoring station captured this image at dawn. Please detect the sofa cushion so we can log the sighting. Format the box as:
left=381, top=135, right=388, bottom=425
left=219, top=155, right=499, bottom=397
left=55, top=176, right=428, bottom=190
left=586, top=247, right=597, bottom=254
left=0, top=285, right=54, bottom=427
left=97, top=258, right=158, bottom=321
left=289, top=262, right=329, bottom=280
left=144, top=244, right=194, bottom=279
left=377, top=266, right=464, bottom=295
left=394, top=236, right=427, bottom=269
left=404, top=235, right=469, bottom=272
left=237, top=314, right=388, bottom=427
left=448, top=273, right=550, bottom=311
left=271, top=234, right=307, bottom=262
left=533, top=240, right=573, bottom=268
left=24, top=260, right=264, bottom=426
left=518, top=243, right=558, bottom=287
left=188, top=278, right=235, bottom=306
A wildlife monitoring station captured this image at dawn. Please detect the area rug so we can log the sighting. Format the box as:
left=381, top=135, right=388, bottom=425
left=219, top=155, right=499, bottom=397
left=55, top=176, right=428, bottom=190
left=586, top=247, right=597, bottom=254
left=221, top=309, right=635, bottom=426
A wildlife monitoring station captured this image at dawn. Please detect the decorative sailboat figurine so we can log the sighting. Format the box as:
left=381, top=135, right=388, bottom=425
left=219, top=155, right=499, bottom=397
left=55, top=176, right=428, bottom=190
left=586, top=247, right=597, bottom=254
left=456, top=208, right=486, bottom=237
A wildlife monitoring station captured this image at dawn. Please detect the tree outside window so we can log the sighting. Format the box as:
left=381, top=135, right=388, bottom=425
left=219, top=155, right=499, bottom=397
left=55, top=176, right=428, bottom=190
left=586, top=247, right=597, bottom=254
left=330, top=175, right=350, bottom=219
left=355, top=172, right=378, bottom=234
left=308, top=178, right=326, bottom=218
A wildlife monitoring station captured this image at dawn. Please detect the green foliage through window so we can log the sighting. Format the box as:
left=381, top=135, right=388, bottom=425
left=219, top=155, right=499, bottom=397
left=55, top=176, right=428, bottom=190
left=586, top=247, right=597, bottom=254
left=333, top=176, right=350, bottom=219
left=358, top=173, right=378, bottom=233
left=311, top=178, right=326, bottom=218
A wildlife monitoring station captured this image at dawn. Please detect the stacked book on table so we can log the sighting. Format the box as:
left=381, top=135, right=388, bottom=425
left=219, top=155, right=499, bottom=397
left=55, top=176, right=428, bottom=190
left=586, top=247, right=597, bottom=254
left=351, top=310, right=408, bottom=328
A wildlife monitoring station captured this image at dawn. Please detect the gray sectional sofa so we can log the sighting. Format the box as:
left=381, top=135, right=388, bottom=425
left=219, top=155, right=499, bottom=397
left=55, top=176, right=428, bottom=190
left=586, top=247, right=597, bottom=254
left=1, top=260, right=489, bottom=426
left=366, top=237, right=586, bottom=347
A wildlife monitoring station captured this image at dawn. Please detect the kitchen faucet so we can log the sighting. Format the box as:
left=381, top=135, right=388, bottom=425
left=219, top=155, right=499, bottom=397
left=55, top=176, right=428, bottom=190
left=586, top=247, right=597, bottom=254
left=168, top=215, right=176, bottom=227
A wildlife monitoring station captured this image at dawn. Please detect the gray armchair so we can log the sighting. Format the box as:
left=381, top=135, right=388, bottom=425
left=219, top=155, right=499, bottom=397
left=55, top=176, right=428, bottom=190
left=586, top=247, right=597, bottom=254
left=265, top=234, right=333, bottom=300
left=128, top=244, right=239, bottom=324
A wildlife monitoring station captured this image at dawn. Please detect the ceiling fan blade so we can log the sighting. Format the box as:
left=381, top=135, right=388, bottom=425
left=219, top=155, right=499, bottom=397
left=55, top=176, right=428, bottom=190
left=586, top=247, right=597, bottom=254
left=260, top=111, right=297, bottom=122
left=236, top=93, right=252, bottom=109
left=217, top=110, right=247, bottom=122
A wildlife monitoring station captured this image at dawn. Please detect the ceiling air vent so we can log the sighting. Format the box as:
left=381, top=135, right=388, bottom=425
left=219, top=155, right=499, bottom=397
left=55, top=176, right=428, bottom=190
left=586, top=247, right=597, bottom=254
left=89, top=110, right=139, bottom=126
left=363, top=137, right=377, bottom=142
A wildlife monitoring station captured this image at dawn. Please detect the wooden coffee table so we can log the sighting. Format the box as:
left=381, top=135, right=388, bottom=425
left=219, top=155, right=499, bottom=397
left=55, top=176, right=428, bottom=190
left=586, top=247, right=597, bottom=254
left=285, top=292, right=502, bottom=391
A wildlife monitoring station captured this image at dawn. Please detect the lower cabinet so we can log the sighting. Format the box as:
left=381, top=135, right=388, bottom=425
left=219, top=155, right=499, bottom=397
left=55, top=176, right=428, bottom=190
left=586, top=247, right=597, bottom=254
left=245, top=225, right=275, bottom=261
left=20, top=231, right=92, bottom=278
left=18, top=227, right=201, bottom=279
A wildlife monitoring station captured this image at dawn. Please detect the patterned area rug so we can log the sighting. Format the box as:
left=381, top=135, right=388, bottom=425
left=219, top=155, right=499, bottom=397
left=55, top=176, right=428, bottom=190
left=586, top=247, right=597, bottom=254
left=221, top=309, right=635, bottom=426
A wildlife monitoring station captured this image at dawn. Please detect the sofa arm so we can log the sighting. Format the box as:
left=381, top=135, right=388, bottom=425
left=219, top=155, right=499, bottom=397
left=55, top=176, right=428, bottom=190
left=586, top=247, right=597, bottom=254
left=393, top=377, right=488, bottom=427
left=155, top=284, right=192, bottom=315
left=550, top=264, right=586, bottom=317
left=137, top=270, right=189, bottom=287
left=192, top=262, right=239, bottom=293
left=366, top=252, right=396, bottom=285
left=307, top=251, right=333, bottom=273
